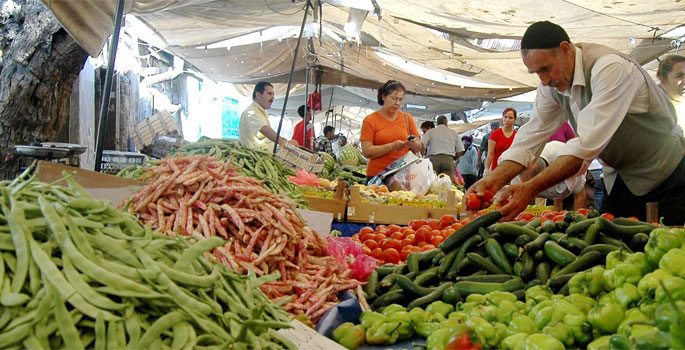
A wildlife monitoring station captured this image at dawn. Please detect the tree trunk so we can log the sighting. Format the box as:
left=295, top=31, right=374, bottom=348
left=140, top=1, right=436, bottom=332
left=0, top=0, right=88, bottom=180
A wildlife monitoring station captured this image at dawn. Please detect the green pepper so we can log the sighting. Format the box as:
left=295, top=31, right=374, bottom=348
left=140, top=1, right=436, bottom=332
left=426, top=300, right=454, bottom=318
left=655, top=301, right=685, bottom=332
left=415, top=322, right=441, bottom=338
left=609, top=335, right=633, bottom=350
left=639, top=298, right=659, bottom=319
left=655, top=276, right=685, bottom=303
left=637, top=269, right=673, bottom=298
left=496, top=300, right=518, bottom=324
left=458, top=301, right=480, bottom=313
left=645, top=228, right=684, bottom=266
left=588, top=299, right=624, bottom=334
left=486, top=291, right=517, bottom=306
left=569, top=266, right=606, bottom=297
left=381, top=303, right=406, bottom=316
left=564, top=313, right=593, bottom=344
left=634, top=327, right=671, bottom=350
left=428, top=312, right=447, bottom=323
left=542, top=322, right=574, bottom=347
left=659, top=278, right=685, bottom=349
left=386, top=311, right=414, bottom=340
left=587, top=335, right=612, bottom=350
left=612, top=283, right=641, bottom=308
left=466, top=316, right=498, bottom=348
left=331, top=322, right=365, bottom=350
left=506, top=314, right=537, bottom=336
left=359, top=311, right=386, bottom=330
left=365, top=321, right=401, bottom=345
left=603, top=263, right=643, bottom=290
left=501, top=333, right=528, bottom=350
left=525, top=285, right=552, bottom=303
left=660, top=247, right=685, bottom=279
left=626, top=252, right=651, bottom=276
left=468, top=304, right=499, bottom=323
left=409, top=307, right=431, bottom=325
left=524, top=333, right=565, bottom=350
left=447, top=311, right=466, bottom=322
left=606, top=249, right=629, bottom=269
left=617, top=308, right=651, bottom=338
left=426, top=328, right=452, bottom=350
left=565, top=293, right=596, bottom=314
left=529, top=300, right=555, bottom=330
left=465, top=294, right=486, bottom=303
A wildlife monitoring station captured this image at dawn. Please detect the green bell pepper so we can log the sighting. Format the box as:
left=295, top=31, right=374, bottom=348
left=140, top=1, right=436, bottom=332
left=416, top=322, right=441, bottom=338
left=635, top=327, right=671, bottom=350
left=603, top=263, right=642, bottom=290
left=466, top=316, right=498, bottom=348
left=637, top=269, right=673, bottom=298
left=626, top=252, right=651, bottom=276
left=617, top=308, right=651, bottom=339
left=529, top=300, right=555, bottom=330
left=381, top=303, right=406, bottom=316
left=612, top=283, right=641, bottom=308
left=609, top=335, right=633, bottom=350
left=409, top=307, right=431, bottom=325
left=607, top=249, right=629, bottom=269
left=365, top=321, right=401, bottom=345
left=569, top=266, right=606, bottom=297
left=331, top=322, right=365, bottom=350
left=503, top=314, right=535, bottom=337
left=428, top=312, right=447, bottom=323
left=386, top=311, right=414, bottom=340
left=639, top=298, right=659, bottom=319
left=587, top=335, right=612, bottom=350
left=496, top=300, right=518, bottom=324
left=426, top=328, right=452, bottom=350
left=588, top=299, right=625, bottom=334
left=655, top=301, right=685, bottom=332
left=659, top=248, right=685, bottom=279
left=524, top=333, right=565, bottom=350
left=447, top=311, right=467, bottom=323
left=501, top=333, right=527, bottom=350
left=645, top=228, right=684, bottom=266
left=495, top=322, right=508, bottom=343
left=564, top=313, right=592, bottom=344
left=542, top=322, right=574, bottom=347
left=655, top=276, right=685, bottom=303
left=525, top=285, right=552, bottom=303
left=565, top=293, right=596, bottom=314
left=359, top=311, right=386, bottom=330
left=486, top=291, right=517, bottom=306
left=467, top=304, right=499, bottom=323
left=465, top=294, right=486, bottom=303
left=426, top=300, right=454, bottom=318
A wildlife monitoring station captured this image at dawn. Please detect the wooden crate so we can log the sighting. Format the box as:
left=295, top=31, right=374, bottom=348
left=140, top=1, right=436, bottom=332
left=302, top=181, right=348, bottom=221
left=346, top=186, right=460, bottom=225
left=130, top=110, right=182, bottom=150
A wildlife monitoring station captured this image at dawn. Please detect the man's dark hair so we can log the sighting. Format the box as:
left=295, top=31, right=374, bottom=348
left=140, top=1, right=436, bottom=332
left=658, top=55, right=685, bottom=80
left=252, top=81, right=273, bottom=100
left=377, top=80, right=406, bottom=105
left=437, top=115, right=448, bottom=125
left=490, top=121, right=501, bottom=129
left=520, top=21, right=570, bottom=51
left=420, top=121, right=435, bottom=130
left=323, top=125, right=335, bottom=136
left=297, top=105, right=308, bottom=118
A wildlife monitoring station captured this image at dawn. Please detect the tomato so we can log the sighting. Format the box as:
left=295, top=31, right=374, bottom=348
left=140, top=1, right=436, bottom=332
left=405, top=234, right=416, bottom=243
left=627, top=216, right=639, bottom=221
left=417, top=241, right=427, bottom=248
left=444, top=228, right=456, bottom=237
left=467, top=193, right=482, bottom=210
left=381, top=239, right=403, bottom=252
left=440, top=215, right=457, bottom=227
left=410, top=245, right=422, bottom=252
left=375, top=225, right=387, bottom=232
left=415, top=227, right=431, bottom=242
left=358, top=233, right=372, bottom=243
left=391, top=232, right=405, bottom=240
left=351, top=233, right=359, bottom=241
left=552, top=215, right=566, bottom=222
left=428, top=220, right=443, bottom=230
left=400, top=238, right=414, bottom=247
left=540, top=217, right=548, bottom=223
left=576, top=208, right=590, bottom=216
left=400, top=249, right=412, bottom=261
left=518, top=212, right=535, bottom=222
left=382, top=248, right=401, bottom=264
left=388, top=224, right=402, bottom=234
left=410, top=220, right=428, bottom=231
left=362, top=245, right=372, bottom=255
left=430, top=229, right=441, bottom=237
left=482, top=189, right=494, bottom=202
left=450, top=223, right=464, bottom=231
left=461, top=218, right=473, bottom=225
left=601, top=213, right=615, bottom=221
left=363, top=239, right=379, bottom=250
left=475, top=209, right=489, bottom=217
left=373, top=233, right=387, bottom=242
left=430, top=236, right=444, bottom=246
left=421, top=244, right=436, bottom=251
left=371, top=248, right=384, bottom=260
left=359, top=227, right=374, bottom=235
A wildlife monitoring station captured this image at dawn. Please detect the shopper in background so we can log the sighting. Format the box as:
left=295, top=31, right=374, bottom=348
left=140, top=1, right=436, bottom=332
left=360, top=80, right=424, bottom=182
left=657, top=54, right=685, bottom=132
left=420, top=121, right=435, bottom=135
left=332, top=135, right=347, bottom=159
left=457, top=135, right=478, bottom=189
left=422, top=115, right=464, bottom=184
left=314, top=126, right=336, bottom=157
left=548, top=120, right=576, bottom=143
left=291, top=104, right=315, bottom=149
left=239, top=82, right=294, bottom=151
left=588, top=159, right=604, bottom=209
left=485, top=108, right=518, bottom=173
left=477, top=121, right=500, bottom=178
left=469, top=21, right=685, bottom=224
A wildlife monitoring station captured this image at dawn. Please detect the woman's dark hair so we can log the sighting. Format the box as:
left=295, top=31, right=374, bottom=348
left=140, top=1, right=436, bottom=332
left=658, top=55, right=685, bottom=80
left=377, top=80, right=406, bottom=105
left=502, top=107, right=518, bottom=119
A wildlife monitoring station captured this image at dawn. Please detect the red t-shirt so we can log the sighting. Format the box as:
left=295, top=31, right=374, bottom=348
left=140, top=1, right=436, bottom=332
left=489, top=128, right=517, bottom=170
left=292, top=120, right=315, bottom=148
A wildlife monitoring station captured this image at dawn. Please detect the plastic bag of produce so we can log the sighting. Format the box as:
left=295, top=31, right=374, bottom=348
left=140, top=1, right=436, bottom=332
left=287, top=168, right=320, bottom=187
left=386, top=158, right=436, bottom=196
left=325, top=237, right=377, bottom=281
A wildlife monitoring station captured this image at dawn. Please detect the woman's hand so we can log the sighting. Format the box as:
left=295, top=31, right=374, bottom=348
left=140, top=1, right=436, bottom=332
left=407, top=139, right=423, bottom=153
left=390, top=140, right=406, bottom=151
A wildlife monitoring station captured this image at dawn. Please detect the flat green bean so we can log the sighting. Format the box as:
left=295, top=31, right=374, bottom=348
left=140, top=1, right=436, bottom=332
left=136, top=311, right=186, bottom=349
left=94, top=312, right=106, bottom=350
left=62, top=256, right=126, bottom=310
left=174, top=237, right=225, bottom=272
left=49, top=284, right=85, bottom=350
left=4, top=200, right=30, bottom=293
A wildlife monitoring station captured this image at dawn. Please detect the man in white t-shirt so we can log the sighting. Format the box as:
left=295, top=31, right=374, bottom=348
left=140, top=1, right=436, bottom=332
left=512, top=141, right=586, bottom=209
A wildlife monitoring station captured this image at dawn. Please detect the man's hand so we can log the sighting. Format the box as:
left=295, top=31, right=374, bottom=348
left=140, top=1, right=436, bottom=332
left=407, top=139, right=423, bottom=153
left=498, top=182, right=541, bottom=221
left=463, top=161, right=525, bottom=213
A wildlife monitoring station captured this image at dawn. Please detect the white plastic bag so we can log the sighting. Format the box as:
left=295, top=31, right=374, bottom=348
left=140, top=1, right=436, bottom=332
left=386, top=158, right=436, bottom=196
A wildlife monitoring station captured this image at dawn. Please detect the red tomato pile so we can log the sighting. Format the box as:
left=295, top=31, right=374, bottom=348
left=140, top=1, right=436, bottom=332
left=351, top=215, right=470, bottom=265
left=513, top=208, right=619, bottom=222
left=465, top=189, right=494, bottom=211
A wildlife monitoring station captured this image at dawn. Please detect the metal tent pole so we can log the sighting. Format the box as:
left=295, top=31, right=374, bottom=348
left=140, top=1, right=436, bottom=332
left=273, top=0, right=312, bottom=154
left=303, top=52, right=310, bottom=149
left=94, top=0, right=127, bottom=172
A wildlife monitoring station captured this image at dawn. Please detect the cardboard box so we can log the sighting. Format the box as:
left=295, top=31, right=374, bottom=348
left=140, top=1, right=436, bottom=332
left=275, top=143, right=324, bottom=173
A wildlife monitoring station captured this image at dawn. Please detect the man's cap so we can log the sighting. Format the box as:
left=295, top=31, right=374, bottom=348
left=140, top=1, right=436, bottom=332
left=521, top=21, right=570, bottom=50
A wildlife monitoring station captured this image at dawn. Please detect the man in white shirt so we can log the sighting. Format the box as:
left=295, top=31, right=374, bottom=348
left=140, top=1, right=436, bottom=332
left=422, top=115, right=464, bottom=184
left=467, top=21, right=685, bottom=224
left=239, top=82, right=290, bottom=151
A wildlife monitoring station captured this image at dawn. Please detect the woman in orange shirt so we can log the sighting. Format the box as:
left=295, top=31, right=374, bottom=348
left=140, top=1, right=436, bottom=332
left=360, top=80, right=424, bottom=182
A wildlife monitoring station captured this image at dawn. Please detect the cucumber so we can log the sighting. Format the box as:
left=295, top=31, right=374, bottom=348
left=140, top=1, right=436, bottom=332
left=520, top=251, right=535, bottom=281
left=555, top=220, right=570, bottom=232
left=630, top=233, right=649, bottom=252
left=478, top=227, right=491, bottom=241
left=524, top=232, right=549, bottom=252
left=407, top=252, right=421, bottom=273
left=535, top=262, right=551, bottom=284
left=598, top=218, right=652, bottom=240
left=375, top=264, right=397, bottom=278
left=554, top=251, right=603, bottom=276
left=557, top=283, right=570, bottom=296
left=371, top=290, right=405, bottom=309
left=514, top=234, right=533, bottom=247
left=598, top=234, right=633, bottom=253
left=495, top=223, right=540, bottom=240
left=467, top=252, right=504, bottom=275
left=438, top=249, right=459, bottom=278
left=566, top=217, right=599, bottom=236
left=407, top=282, right=453, bottom=310
left=414, top=267, right=440, bottom=286
left=502, top=243, right=520, bottom=259
left=525, top=279, right=542, bottom=289
left=431, top=251, right=446, bottom=266
left=418, top=250, right=441, bottom=266
left=613, top=218, right=657, bottom=228
left=550, top=233, right=587, bottom=252
left=379, top=273, right=399, bottom=289
left=574, top=214, right=588, bottom=222
left=394, top=264, right=408, bottom=275
left=440, top=211, right=502, bottom=253
left=446, top=235, right=483, bottom=280
left=364, top=270, right=379, bottom=297
left=524, top=218, right=542, bottom=230
left=453, top=279, right=523, bottom=297
left=548, top=272, right=578, bottom=290
left=533, top=250, right=545, bottom=262
left=456, top=274, right=515, bottom=283
left=583, top=222, right=601, bottom=245
left=513, top=261, right=523, bottom=277
left=485, top=239, right=513, bottom=274
left=395, top=275, right=435, bottom=297
left=563, top=211, right=576, bottom=223
left=544, top=241, right=576, bottom=267
left=542, top=219, right=556, bottom=233
left=580, top=244, right=619, bottom=255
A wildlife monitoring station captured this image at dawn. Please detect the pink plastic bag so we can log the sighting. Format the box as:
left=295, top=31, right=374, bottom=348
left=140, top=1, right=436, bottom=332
left=287, top=168, right=319, bottom=187
left=325, top=237, right=377, bottom=281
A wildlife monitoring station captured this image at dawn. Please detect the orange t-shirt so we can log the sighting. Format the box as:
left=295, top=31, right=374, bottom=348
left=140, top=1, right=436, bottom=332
left=360, top=111, right=420, bottom=177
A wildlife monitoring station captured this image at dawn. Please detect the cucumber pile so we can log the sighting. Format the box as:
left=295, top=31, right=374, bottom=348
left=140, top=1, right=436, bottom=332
left=363, top=210, right=655, bottom=309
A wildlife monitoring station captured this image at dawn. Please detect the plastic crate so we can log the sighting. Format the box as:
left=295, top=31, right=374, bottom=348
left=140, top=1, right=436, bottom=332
left=100, top=151, right=147, bottom=175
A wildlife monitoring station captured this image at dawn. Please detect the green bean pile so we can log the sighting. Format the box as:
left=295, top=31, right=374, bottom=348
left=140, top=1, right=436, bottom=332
left=0, top=164, right=294, bottom=350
